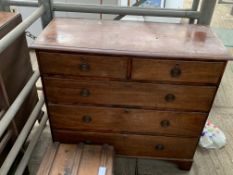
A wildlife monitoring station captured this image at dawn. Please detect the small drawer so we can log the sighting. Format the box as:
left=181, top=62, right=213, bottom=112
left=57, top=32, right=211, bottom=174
left=37, top=52, right=128, bottom=79
left=43, top=77, right=216, bottom=112
left=132, top=59, right=225, bottom=84
left=49, top=104, right=207, bottom=137
left=53, top=130, right=198, bottom=159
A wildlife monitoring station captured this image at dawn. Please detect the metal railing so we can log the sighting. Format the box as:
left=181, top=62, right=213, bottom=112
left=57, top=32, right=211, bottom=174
left=1, top=0, right=217, bottom=26
left=0, top=0, right=218, bottom=174
left=0, top=4, right=45, bottom=172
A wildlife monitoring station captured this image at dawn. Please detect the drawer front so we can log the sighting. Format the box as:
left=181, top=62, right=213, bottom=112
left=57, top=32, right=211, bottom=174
left=44, top=78, right=216, bottom=112
left=132, top=59, right=225, bottom=84
left=53, top=130, right=198, bottom=159
left=37, top=52, right=128, bottom=79
left=49, top=104, right=207, bottom=137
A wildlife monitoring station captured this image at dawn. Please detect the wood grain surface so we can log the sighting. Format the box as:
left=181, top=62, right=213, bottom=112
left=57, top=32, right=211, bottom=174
left=37, top=51, right=128, bottom=79
left=48, top=104, right=207, bottom=137
left=132, top=58, right=226, bottom=84
left=43, top=77, right=216, bottom=112
left=37, top=143, right=114, bottom=175
left=53, top=130, right=198, bottom=159
left=32, top=18, right=232, bottom=60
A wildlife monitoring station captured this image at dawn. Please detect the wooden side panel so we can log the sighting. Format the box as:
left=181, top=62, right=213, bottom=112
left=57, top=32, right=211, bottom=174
left=132, top=59, right=226, bottom=84
left=38, top=52, right=128, bottom=79
left=53, top=130, right=198, bottom=159
left=0, top=13, right=33, bottom=104
left=48, top=104, right=207, bottom=137
left=43, top=77, right=216, bottom=112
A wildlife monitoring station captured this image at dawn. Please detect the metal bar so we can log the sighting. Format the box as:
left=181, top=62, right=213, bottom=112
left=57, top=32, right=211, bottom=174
left=0, top=130, right=13, bottom=154
left=0, top=5, right=45, bottom=54
left=0, top=71, right=40, bottom=139
left=218, top=0, right=233, bottom=4
left=53, top=3, right=200, bottom=18
left=14, top=113, right=48, bottom=175
left=8, top=0, right=38, bottom=7
left=0, top=96, right=44, bottom=175
left=114, top=0, right=147, bottom=20
left=7, top=0, right=201, bottom=20
left=39, top=0, right=53, bottom=28
left=189, top=0, right=200, bottom=23
left=198, top=0, right=217, bottom=25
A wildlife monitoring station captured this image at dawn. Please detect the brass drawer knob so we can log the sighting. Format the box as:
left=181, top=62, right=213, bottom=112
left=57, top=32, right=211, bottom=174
left=165, top=94, right=175, bottom=102
left=155, top=144, right=164, bottom=151
left=84, top=140, right=92, bottom=144
left=79, top=63, right=90, bottom=71
left=80, top=89, right=90, bottom=97
left=82, top=115, right=92, bottom=123
left=170, top=66, right=181, bottom=78
left=160, top=120, right=170, bottom=128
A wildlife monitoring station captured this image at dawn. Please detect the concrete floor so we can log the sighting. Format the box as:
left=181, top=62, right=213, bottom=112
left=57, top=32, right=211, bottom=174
left=27, top=2, right=233, bottom=175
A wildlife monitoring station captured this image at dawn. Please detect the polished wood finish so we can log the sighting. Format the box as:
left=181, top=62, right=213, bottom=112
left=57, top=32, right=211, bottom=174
left=37, top=143, right=114, bottom=175
left=33, top=18, right=231, bottom=171
left=53, top=130, right=198, bottom=159
left=32, top=18, right=232, bottom=60
left=132, top=59, right=226, bottom=84
left=49, top=104, right=207, bottom=137
left=38, top=51, right=128, bottom=79
left=44, top=77, right=216, bottom=112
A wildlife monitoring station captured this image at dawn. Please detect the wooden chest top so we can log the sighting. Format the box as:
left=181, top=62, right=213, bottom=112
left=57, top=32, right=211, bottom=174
left=32, top=18, right=231, bottom=60
left=0, top=12, right=19, bottom=30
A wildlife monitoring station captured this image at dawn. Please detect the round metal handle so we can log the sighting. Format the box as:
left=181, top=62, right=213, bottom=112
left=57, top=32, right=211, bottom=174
left=84, top=140, right=92, bottom=144
left=155, top=144, right=164, bottom=151
left=82, top=115, right=92, bottom=123
left=170, top=66, right=181, bottom=78
left=80, top=89, right=90, bottom=97
left=79, top=63, right=90, bottom=71
left=165, top=94, right=175, bottom=102
left=160, top=120, right=170, bottom=128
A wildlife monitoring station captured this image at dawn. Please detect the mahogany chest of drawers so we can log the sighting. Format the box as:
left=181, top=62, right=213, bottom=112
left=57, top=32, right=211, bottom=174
left=32, top=18, right=231, bottom=170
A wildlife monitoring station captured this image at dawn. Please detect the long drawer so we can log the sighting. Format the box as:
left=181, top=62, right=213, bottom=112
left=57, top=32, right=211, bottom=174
left=53, top=130, right=198, bottom=159
left=132, top=59, right=225, bottom=84
left=37, top=52, right=128, bottom=79
left=48, top=104, right=207, bottom=137
left=43, top=77, right=216, bottom=112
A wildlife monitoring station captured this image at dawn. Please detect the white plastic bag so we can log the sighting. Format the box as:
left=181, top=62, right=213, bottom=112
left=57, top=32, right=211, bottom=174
left=199, top=120, right=226, bottom=149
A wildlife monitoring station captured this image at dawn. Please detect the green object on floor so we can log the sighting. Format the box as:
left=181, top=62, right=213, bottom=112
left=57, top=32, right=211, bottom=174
left=212, top=28, right=233, bottom=47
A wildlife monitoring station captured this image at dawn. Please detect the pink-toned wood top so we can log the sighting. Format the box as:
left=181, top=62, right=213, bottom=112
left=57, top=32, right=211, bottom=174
left=32, top=18, right=232, bottom=60
left=0, top=12, right=19, bottom=30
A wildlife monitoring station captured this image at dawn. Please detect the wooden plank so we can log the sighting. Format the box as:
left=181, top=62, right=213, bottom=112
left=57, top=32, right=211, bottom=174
left=49, top=144, right=77, bottom=174
left=36, top=142, right=59, bottom=175
left=37, top=143, right=114, bottom=175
